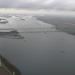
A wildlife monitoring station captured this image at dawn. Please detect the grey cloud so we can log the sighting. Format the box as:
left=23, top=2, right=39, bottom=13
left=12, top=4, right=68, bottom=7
left=0, top=0, right=17, bottom=8
left=0, top=0, right=75, bottom=11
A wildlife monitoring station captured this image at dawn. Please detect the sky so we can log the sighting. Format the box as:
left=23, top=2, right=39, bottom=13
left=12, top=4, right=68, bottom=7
left=0, top=0, right=75, bottom=10
left=0, top=0, right=75, bottom=14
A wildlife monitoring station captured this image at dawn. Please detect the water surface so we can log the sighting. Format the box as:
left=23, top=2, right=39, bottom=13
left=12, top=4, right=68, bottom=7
left=0, top=16, right=75, bottom=75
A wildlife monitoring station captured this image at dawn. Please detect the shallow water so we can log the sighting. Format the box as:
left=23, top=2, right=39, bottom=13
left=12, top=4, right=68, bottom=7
left=0, top=16, right=75, bottom=75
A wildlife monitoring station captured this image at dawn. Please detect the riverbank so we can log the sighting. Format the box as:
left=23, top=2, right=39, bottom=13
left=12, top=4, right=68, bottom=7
left=0, top=54, right=21, bottom=75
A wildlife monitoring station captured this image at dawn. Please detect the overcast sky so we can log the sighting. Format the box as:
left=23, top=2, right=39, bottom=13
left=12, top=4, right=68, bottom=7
left=0, top=0, right=75, bottom=11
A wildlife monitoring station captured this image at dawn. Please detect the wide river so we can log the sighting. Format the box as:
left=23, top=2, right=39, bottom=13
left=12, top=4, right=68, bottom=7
left=0, top=16, right=75, bottom=75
